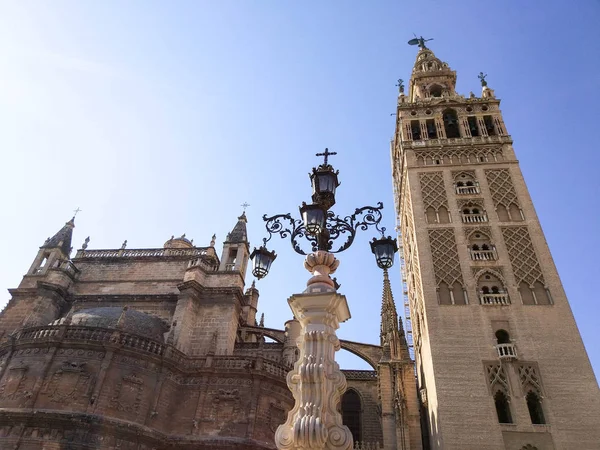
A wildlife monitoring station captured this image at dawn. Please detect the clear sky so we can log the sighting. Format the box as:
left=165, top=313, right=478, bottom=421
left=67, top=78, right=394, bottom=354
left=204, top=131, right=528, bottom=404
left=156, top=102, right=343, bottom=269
left=0, top=1, right=598, bottom=375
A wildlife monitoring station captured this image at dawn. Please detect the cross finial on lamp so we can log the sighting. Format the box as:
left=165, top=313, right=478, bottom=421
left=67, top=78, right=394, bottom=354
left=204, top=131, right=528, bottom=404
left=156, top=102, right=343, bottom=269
left=315, top=148, right=337, bottom=166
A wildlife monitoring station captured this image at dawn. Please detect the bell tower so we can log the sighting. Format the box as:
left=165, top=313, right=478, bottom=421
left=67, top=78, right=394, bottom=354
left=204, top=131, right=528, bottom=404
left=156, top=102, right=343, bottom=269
left=392, top=42, right=600, bottom=449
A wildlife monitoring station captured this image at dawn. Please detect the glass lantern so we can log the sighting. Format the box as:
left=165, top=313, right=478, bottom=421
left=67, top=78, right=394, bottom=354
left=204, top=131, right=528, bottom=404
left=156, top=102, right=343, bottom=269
left=250, top=246, right=277, bottom=279
left=370, top=235, right=398, bottom=269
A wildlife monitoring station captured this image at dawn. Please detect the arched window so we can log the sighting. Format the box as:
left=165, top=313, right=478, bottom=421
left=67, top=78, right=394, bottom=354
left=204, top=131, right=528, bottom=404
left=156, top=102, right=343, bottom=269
left=472, top=244, right=480, bottom=251
left=429, top=84, right=443, bottom=97
left=494, top=391, right=513, bottom=423
left=495, top=329, right=510, bottom=345
left=438, top=206, right=450, bottom=223
left=341, top=389, right=362, bottom=442
left=526, top=391, right=545, bottom=424
left=478, top=272, right=509, bottom=305
left=443, top=109, right=460, bottom=138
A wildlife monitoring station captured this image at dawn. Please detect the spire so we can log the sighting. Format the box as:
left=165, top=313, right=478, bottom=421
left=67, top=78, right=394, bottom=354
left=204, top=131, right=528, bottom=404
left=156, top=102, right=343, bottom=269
left=380, top=269, right=409, bottom=361
left=380, top=269, right=399, bottom=340
left=226, top=211, right=248, bottom=243
left=41, top=217, right=75, bottom=257
left=408, top=44, right=457, bottom=102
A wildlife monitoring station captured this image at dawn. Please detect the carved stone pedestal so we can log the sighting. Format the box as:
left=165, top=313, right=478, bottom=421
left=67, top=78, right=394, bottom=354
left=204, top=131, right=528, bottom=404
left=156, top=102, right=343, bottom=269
left=275, top=251, right=353, bottom=450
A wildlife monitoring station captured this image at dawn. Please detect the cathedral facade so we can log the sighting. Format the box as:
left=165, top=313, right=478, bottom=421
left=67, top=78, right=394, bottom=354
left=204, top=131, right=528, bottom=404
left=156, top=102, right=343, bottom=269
left=0, top=211, right=418, bottom=449
left=392, top=44, right=600, bottom=449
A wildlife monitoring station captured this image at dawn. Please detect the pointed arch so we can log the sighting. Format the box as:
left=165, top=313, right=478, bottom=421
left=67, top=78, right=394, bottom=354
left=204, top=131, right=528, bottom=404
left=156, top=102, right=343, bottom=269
left=341, top=388, right=363, bottom=442
left=473, top=268, right=507, bottom=287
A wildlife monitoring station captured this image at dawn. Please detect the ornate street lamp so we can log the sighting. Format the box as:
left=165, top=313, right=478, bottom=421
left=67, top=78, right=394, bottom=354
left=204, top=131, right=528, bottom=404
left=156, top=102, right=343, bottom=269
left=249, top=245, right=277, bottom=280
left=251, top=149, right=390, bottom=450
left=370, top=228, right=399, bottom=270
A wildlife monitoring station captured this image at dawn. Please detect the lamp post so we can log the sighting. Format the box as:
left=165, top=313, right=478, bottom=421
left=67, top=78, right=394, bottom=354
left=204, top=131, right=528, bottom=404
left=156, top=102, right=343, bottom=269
left=251, top=149, right=394, bottom=450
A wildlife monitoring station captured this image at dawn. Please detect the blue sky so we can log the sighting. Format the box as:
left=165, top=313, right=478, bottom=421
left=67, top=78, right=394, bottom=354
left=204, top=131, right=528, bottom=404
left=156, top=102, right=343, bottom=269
left=0, top=1, right=598, bottom=375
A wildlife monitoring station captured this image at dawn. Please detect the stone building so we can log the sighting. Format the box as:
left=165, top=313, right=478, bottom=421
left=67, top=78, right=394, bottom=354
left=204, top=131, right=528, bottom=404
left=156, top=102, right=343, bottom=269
left=1, top=42, right=599, bottom=450
left=0, top=211, right=419, bottom=449
left=392, top=43, right=600, bottom=449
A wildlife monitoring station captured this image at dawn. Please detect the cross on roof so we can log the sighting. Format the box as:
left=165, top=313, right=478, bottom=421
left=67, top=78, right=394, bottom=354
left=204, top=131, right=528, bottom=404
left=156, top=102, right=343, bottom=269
left=241, top=202, right=250, bottom=212
left=73, top=207, right=82, bottom=218
left=316, top=148, right=337, bottom=166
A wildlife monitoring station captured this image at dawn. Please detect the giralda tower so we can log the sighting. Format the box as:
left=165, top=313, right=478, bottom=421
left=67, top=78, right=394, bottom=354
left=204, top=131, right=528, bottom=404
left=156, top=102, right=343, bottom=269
left=391, top=41, right=600, bottom=450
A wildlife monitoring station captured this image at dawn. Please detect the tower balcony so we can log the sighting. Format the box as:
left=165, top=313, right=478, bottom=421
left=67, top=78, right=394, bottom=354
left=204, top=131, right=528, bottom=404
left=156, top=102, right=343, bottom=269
left=456, top=185, right=480, bottom=195
left=462, top=213, right=487, bottom=223
left=469, top=249, right=497, bottom=261
left=496, top=343, right=517, bottom=360
left=479, top=293, right=510, bottom=305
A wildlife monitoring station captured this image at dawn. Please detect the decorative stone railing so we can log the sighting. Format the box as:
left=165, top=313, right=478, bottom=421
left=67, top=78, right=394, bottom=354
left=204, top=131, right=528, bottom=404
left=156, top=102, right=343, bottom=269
left=74, top=247, right=212, bottom=259
left=455, top=185, right=480, bottom=195
left=225, top=263, right=236, bottom=271
left=479, top=293, right=510, bottom=305
left=470, top=249, right=496, bottom=261
left=5, top=325, right=290, bottom=377
left=408, top=135, right=512, bottom=148
left=353, top=442, right=383, bottom=450
left=462, top=213, right=488, bottom=223
left=496, top=343, right=517, bottom=360
left=187, top=257, right=218, bottom=272
left=14, top=325, right=167, bottom=356
left=341, top=370, right=377, bottom=380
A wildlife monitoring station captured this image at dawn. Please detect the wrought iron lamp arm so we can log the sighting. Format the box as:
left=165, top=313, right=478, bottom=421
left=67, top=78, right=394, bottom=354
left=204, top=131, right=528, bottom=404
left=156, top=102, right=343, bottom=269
left=262, top=213, right=313, bottom=255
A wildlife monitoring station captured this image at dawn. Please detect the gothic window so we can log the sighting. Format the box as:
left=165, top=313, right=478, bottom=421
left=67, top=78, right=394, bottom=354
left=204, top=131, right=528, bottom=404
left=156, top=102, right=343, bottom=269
left=411, top=120, right=422, bottom=140
left=519, top=281, right=551, bottom=306
left=496, top=204, right=510, bottom=222
left=495, top=329, right=510, bottom=345
left=429, top=84, right=443, bottom=97
left=341, top=389, right=362, bottom=442
left=467, top=116, right=480, bottom=137
left=526, top=391, right=546, bottom=424
left=438, top=281, right=465, bottom=305
left=426, top=119, right=437, bottom=138
left=468, top=232, right=496, bottom=261
left=454, top=172, right=480, bottom=195
left=509, top=203, right=523, bottom=221
left=461, top=204, right=487, bottom=223
left=483, top=115, right=497, bottom=136
left=494, top=390, right=513, bottom=424
left=478, top=272, right=509, bottom=305
left=443, top=109, right=460, bottom=138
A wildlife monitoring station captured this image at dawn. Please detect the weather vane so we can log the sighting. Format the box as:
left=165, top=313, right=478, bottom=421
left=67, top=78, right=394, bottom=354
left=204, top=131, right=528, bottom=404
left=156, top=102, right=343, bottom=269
left=408, top=34, right=433, bottom=50
left=315, top=148, right=337, bottom=166
left=478, top=72, right=488, bottom=87
left=396, top=78, right=405, bottom=94
left=241, top=202, right=250, bottom=212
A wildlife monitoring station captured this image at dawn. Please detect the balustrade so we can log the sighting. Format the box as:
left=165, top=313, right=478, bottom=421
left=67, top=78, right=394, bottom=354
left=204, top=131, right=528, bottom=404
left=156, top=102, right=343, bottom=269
left=470, top=249, right=496, bottom=261
left=462, top=213, right=487, bottom=223
left=75, top=247, right=210, bottom=259
left=479, top=293, right=510, bottom=305
left=8, top=325, right=289, bottom=376
left=455, top=185, right=480, bottom=195
left=496, top=343, right=517, bottom=360
left=225, top=263, right=236, bottom=271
